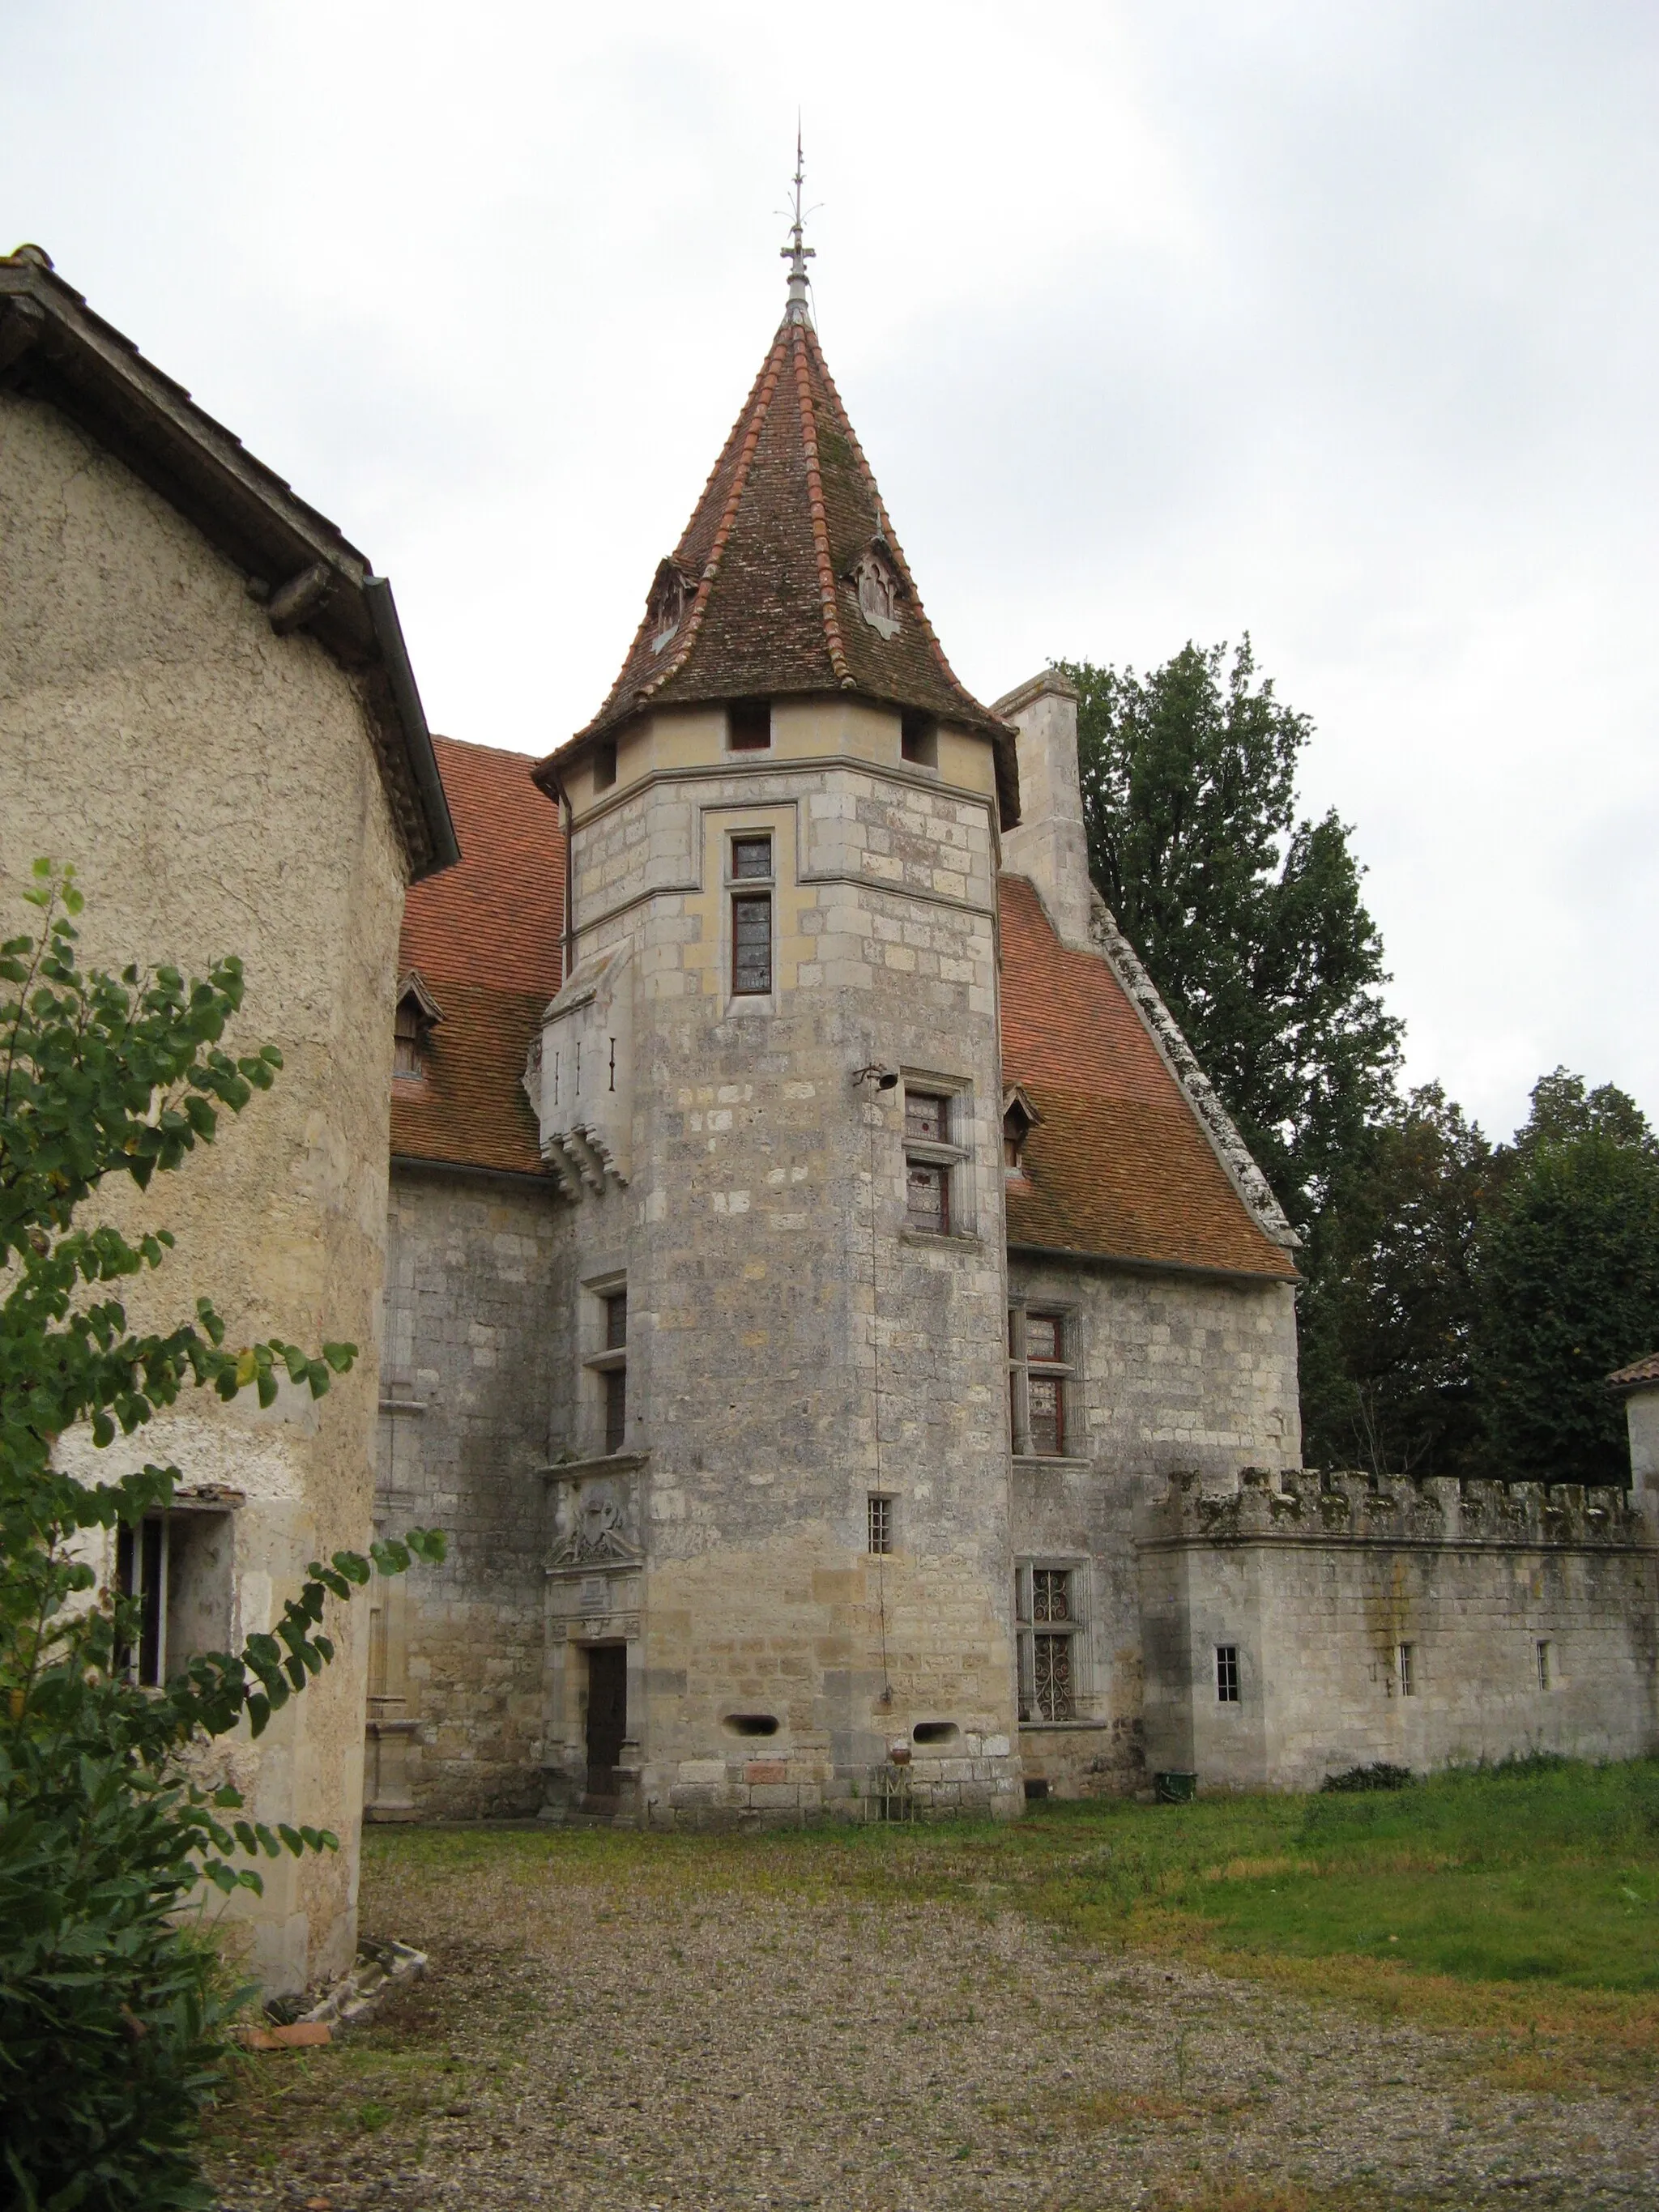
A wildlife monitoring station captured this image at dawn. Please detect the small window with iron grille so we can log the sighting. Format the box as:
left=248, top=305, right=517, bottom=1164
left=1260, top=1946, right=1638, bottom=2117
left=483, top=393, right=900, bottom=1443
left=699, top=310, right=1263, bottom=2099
left=1397, top=1642, right=1416, bottom=1697
left=867, top=1494, right=893, bottom=1555
left=1537, top=1638, right=1555, bottom=1691
left=729, top=834, right=773, bottom=996
left=1014, top=1561, right=1082, bottom=1722
left=1216, top=1644, right=1240, bottom=1704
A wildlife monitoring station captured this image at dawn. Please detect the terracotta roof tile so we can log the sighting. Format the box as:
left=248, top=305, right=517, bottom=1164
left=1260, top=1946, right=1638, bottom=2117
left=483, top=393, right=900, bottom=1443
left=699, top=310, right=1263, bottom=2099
left=536, top=313, right=1019, bottom=823
left=1609, top=1351, right=1659, bottom=1389
left=390, top=737, right=565, bottom=1177
left=999, top=875, right=1296, bottom=1280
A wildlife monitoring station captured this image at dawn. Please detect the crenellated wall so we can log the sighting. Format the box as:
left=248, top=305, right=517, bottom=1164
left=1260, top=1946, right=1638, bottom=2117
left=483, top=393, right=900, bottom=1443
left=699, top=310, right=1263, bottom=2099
left=1138, top=1467, right=1659, bottom=1791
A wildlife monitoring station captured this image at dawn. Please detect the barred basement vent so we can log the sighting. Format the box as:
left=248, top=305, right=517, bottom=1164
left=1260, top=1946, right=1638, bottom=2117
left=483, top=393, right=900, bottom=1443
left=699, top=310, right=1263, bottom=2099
left=911, top=1721, right=959, bottom=1745
left=723, top=1713, right=779, bottom=1737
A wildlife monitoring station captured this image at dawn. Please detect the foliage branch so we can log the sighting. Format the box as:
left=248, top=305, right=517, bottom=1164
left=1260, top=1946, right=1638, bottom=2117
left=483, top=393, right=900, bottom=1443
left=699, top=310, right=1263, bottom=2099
left=0, top=861, right=443, bottom=2210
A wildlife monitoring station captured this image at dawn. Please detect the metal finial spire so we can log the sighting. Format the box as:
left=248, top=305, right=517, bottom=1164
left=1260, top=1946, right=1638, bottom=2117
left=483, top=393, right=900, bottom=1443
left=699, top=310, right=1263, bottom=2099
left=781, top=121, right=815, bottom=323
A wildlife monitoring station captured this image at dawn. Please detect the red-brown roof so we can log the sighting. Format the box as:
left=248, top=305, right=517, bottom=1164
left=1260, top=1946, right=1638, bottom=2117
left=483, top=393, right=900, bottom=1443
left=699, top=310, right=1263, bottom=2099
left=999, top=875, right=1297, bottom=1280
left=1609, top=1352, right=1659, bottom=1390
left=390, top=736, right=564, bottom=1177
left=536, top=310, right=1019, bottom=825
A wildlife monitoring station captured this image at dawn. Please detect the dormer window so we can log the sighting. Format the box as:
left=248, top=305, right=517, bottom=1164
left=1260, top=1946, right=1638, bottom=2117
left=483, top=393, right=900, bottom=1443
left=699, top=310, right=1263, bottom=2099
left=393, top=970, right=442, bottom=1083
left=853, top=543, right=901, bottom=640
left=646, top=558, right=690, bottom=654
left=1002, top=1085, right=1040, bottom=1180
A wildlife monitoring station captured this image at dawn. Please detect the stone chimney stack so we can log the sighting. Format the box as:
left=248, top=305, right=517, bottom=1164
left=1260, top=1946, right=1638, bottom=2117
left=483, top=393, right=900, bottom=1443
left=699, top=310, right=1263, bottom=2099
left=994, top=670, right=1092, bottom=948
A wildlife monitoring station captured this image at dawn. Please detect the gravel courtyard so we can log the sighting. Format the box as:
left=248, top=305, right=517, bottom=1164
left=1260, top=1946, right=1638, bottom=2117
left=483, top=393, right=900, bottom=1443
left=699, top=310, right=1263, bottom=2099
left=206, top=1828, right=1659, bottom=2212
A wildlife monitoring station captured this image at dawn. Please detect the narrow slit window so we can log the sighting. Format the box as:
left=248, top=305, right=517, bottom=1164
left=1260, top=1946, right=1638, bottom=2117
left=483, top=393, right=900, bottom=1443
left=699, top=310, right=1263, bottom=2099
left=604, top=1290, right=628, bottom=1351
left=593, top=738, right=617, bottom=792
left=1216, top=1644, right=1240, bottom=1704
left=867, top=1494, right=893, bottom=1555
left=1537, top=1639, right=1554, bottom=1691
left=1397, top=1642, right=1416, bottom=1697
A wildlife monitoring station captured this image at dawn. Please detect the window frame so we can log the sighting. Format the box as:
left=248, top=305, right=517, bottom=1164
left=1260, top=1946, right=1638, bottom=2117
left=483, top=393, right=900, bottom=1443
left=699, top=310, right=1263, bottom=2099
left=116, top=1508, right=235, bottom=1689
left=901, top=1077, right=970, bottom=1238
left=1013, top=1558, right=1085, bottom=1724
left=1007, top=1299, right=1078, bottom=1459
left=1215, top=1643, right=1241, bottom=1705
left=582, top=1275, right=629, bottom=1457
left=1397, top=1641, right=1417, bottom=1698
left=727, top=832, right=774, bottom=999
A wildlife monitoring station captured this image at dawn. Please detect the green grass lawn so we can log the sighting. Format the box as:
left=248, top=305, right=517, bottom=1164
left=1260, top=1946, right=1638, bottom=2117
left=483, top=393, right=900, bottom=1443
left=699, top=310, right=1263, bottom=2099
left=372, top=1753, right=1659, bottom=1995
left=352, top=1754, right=1659, bottom=2093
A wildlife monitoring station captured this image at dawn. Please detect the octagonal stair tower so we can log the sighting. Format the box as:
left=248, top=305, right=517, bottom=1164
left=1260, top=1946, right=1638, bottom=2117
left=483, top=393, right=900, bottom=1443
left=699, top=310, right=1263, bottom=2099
left=528, top=245, right=1024, bottom=1825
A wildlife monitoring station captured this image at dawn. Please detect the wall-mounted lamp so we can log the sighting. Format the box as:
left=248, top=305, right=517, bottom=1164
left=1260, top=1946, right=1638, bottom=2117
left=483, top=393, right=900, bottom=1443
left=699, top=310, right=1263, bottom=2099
left=853, top=1063, right=899, bottom=1090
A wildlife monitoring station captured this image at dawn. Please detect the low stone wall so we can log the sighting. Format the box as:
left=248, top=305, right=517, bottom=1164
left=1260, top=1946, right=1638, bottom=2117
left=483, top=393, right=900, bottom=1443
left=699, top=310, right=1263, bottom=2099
left=626, top=1733, right=1022, bottom=1831
left=1139, top=1468, right=1659, bottom=1792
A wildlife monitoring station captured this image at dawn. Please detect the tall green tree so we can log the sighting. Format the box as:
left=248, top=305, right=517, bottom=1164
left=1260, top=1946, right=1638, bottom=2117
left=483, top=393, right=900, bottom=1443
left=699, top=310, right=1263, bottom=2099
left=1475, top=1071, right=1659, bottom=1485
left=1057, top=641, right=1401, bottom=1227
left=1299, top=1085, right=1493, bottom=1473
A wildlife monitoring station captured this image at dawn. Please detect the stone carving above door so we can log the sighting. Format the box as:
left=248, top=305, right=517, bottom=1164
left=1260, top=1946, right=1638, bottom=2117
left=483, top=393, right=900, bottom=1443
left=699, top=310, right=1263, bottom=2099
left=546, top=1467, right=643, bottom=1572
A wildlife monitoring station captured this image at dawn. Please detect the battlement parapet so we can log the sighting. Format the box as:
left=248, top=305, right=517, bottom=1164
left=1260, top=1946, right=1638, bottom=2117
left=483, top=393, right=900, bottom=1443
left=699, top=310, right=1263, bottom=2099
left=1141, top=1465, right=1653, bottom=1551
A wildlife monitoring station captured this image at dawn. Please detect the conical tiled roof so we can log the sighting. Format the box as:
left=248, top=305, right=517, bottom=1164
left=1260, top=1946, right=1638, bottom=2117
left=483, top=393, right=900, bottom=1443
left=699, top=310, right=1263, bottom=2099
left=537, top=309, right=1019, bottom=823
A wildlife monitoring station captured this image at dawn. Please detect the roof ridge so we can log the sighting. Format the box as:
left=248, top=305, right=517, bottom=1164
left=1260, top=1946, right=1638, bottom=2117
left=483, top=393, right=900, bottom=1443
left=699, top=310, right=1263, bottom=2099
left=801, top=324, right=985, bottom=718
left=791, top=320, right=852, bottom=689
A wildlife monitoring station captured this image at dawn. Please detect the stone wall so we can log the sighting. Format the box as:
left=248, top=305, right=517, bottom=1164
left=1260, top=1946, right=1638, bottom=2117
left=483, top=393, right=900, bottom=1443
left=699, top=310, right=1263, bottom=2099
left=1009, top=1255, right=1301, bottom=1799
left=371, top=1161, right=568, bottom=1818
left=1139, top=1468, right=1659, bottom=1791
left=1, top=389, right=408, bottom=1992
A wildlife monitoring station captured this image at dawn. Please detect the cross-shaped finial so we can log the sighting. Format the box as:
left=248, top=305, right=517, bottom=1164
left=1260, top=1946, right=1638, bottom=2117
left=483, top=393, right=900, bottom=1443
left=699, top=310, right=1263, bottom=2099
left=782, top=120, right=815, bottom=323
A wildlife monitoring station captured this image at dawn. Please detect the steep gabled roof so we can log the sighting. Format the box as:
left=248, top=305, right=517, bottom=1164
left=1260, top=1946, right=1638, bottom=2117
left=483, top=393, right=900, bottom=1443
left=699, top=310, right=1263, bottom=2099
left=999, top=874, right=1299, bottom=1281
left=535, top=309, right=1019, bottom=825
left=390, top=738, right=564, bottom=1178
left=0, top=245, right=457, bottom=881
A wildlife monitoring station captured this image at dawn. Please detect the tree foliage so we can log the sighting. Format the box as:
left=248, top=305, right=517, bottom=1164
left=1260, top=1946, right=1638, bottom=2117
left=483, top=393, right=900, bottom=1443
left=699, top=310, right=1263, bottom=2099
left=0, top=861, right=443, bottom=2210
left=1057, top=640, right=1401, bottom=1226
left=1299, top=1085, right=1493, bottom=1473
left=1475, top=1072, right=1659, bottom=1485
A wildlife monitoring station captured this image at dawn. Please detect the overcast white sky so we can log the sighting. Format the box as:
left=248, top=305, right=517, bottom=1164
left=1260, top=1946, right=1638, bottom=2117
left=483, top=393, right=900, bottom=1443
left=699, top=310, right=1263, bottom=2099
left=7, top=2, right=1656, bottom=1143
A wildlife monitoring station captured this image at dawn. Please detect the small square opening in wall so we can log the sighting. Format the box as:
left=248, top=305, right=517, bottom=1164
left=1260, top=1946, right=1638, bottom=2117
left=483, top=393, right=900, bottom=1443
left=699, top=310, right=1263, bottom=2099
left=867, top=1494, right=893, bottom=1554
left=729, top=699, right=772, bottom=751
left=1216, top=1644, right=1240, bottom=1704
left=900, top=711, right=937, bottom=768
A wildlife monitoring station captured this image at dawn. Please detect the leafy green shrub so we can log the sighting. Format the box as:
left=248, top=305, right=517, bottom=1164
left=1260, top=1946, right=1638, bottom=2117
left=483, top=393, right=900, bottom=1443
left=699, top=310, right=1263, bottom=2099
left=0, top=862, right=441, bottom=2210
left=1320, top=1762, right=1414, bottom=1793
